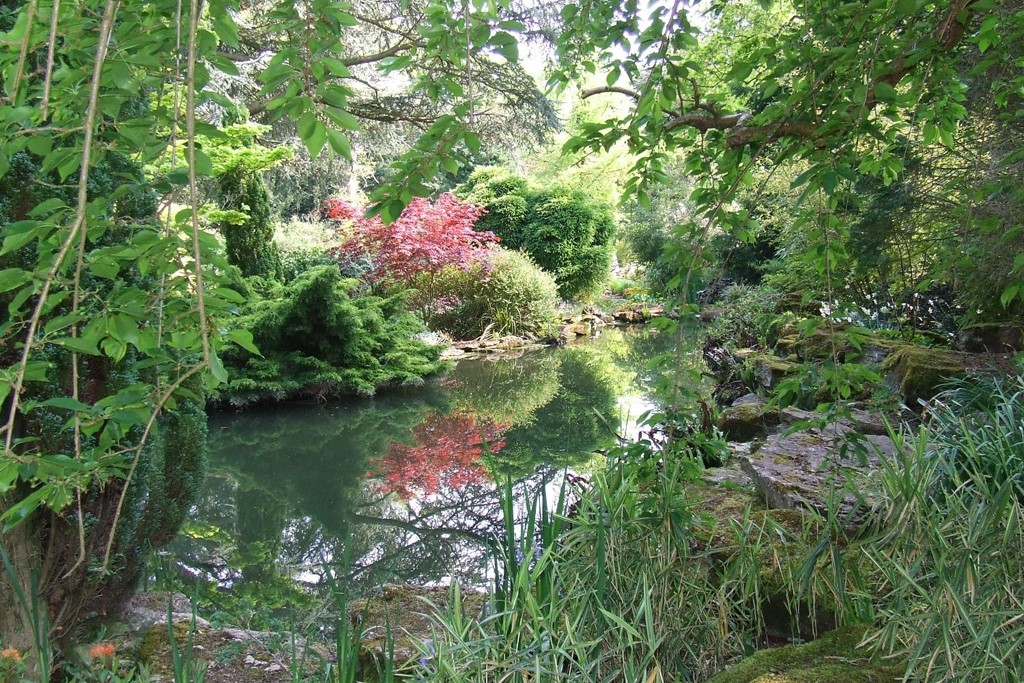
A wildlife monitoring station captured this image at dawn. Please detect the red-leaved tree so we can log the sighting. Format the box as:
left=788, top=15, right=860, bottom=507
left=368, top=412, right=507, bottom=499
left=326, top=193, right=497, bottom=284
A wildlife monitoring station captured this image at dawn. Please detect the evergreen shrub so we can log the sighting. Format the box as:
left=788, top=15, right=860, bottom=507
left=456, top=167, right=615, bottom=300
left=216, top=266, right=446, bottom=405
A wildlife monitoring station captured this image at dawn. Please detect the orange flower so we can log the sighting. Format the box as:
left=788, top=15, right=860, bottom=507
left=0, top=647, right=21, bottom=662
left=89, top=642, right=116, bottom=661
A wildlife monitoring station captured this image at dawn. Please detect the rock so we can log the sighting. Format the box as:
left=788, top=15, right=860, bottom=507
left=737, top=426, right=897, bottom=523
left=778, top=407, right=887, bottom=436
left=957, top=323, right=1024, bottom=353
left=751, top=353, right=799, bottom=390
left=861, top=343, right=892, bottom=364
left=881, top=344, right=966, bottom=406
left=717, top=401, right=781, bottom=442
left=349, top=585, right=485, bottom=673
left=699, top=306, right=725, bottom=322
left=706, top=625, right=903, bottom=683
left=611, top=303, right=664, bottom=324
left=702, top=460, right=755, bottom=488
left=731, top=393, right=764, bottom=406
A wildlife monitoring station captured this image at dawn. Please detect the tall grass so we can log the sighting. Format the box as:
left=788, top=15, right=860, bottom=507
left=861, top=376, right=1024, bottom=682
left=413, top=456, right=798, bottom=682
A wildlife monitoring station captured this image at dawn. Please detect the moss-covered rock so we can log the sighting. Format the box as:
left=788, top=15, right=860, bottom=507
left=751, top=353, right=800, bottom=390
left=718, top=401, right=781, bottom=441
left=881, top=344, right=966, bottom=406
left=738, top=427, right=895, bottom=523
left=957, top=322, right=1024, bottom=353
left=706, top=625, right=903, bottom=683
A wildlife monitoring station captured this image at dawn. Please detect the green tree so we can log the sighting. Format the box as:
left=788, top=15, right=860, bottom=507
left=456, top=167, right=616, bottom=299
left=204, top=112, right=291, bottom=279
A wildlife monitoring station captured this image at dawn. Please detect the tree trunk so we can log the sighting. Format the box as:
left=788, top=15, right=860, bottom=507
left=0, top=500, right=47, bottom=672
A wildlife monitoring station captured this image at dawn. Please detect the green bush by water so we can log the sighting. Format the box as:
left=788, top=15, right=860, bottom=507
left=424, top=247, right=559, bottom=340
left=455, top=167, right=615, bottom=300
left=214, top=266, right=447, bottom=406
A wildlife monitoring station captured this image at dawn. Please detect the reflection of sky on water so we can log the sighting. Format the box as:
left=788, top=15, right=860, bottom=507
left=162, top=326, right=693, bottom=602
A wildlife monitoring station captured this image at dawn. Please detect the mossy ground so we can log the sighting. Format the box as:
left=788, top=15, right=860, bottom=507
left=707, top=625, right=903, bottom=683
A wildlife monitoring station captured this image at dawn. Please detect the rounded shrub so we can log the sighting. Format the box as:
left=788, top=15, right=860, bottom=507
left=429, top=247, right=559, bottom=340
left=456, top=167, right=615, bottom=300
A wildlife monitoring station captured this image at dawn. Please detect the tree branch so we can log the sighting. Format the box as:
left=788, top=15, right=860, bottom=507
left=581, top=0, right=980, bottom=149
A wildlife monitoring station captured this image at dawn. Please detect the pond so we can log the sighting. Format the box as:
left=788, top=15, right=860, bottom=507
left=156, top=326, right=696, bottom=622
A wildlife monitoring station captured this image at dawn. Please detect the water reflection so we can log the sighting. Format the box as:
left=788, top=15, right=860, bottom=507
left=163, top=327, right=677, bottom=608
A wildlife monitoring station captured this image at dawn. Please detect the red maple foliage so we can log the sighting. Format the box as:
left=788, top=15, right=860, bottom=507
left=324, top=193, right=497, bottom=285
left=321, top=197, right=363, bottom=222
left=368, top=411, right=507, bottom=499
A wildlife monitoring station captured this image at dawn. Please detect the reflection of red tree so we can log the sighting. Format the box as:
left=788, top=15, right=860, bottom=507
left=370, top=412, right=507, bottom=499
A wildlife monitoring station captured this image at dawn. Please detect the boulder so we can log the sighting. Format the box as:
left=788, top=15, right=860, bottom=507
left=881, top=344, right=965, bottom=406
left=751, top=353, right=799, bottom=390
left=706, top=625, right=903, bottom=683
left=717, top=401, right=781, bottom=442
left=779, top=406, right=887, bottom=436
left=957, top=323, right=1024, bottom=353
left=737, top=426, right=897, bottom=523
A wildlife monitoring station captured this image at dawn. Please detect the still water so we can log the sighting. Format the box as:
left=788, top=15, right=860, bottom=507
left=162, top=327, right=682, bottom=606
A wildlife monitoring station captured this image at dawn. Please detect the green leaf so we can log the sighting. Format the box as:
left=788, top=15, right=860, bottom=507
left=51, top=336, right=101, bottom=356
left=327, top=130, right=352, bottom=160
left=727, top=61, right=753, bottom=82
left=322, top=57, right=351, bottom=78
left=0, top=458, right=17, bottom=495
left=209, top=351, right=229, bottom=384
left=211, top=10, right=239, bottom=47
left=0, top=268, right=31, bottom=294
left=226, top=329, right=261, bottom=355
left=324, top=107, right=360, bottom=131
left=1000, top=283, right=1021, bottom=308
left=194, top=149, right=214, bottom=176
left=40, top=396, right=94, bottom=413
left=440, top=156, right=459, bottom=174
left=109, top=314, right=140, bottom=345
left=2, top=486, right=48, bottom=530
left=306, top=119, right=328, bottom=158
left=874, top=82, right=897, bottom=102
left=90, top=257, right=120, bottom=280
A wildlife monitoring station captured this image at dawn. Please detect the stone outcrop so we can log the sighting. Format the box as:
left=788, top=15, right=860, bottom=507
left=717, top=396, right=781, bottom=441
left=880, top=344, right=966, bottom=406
left=751, top=353, right=799, bottom=391
left=736, top=423, right=897, bottom=523
left=957, top=322, right=1024, bottom=353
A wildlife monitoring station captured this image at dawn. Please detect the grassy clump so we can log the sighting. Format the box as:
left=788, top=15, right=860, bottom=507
left=427, top=247, right=560, bottom=340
